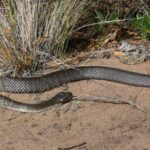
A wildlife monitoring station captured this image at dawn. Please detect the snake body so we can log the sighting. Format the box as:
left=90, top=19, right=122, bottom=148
left=0, top=92, right=73, bottom=113
left=0, top=66, right=150, bottom=112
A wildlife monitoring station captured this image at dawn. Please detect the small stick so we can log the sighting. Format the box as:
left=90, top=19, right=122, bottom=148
left=73, top=95, right=150, bottom=114
left=57, top=142, right=86, bottom=150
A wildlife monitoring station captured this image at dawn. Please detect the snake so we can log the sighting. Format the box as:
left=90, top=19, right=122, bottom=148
left=0, top=66, right=150, bottom=113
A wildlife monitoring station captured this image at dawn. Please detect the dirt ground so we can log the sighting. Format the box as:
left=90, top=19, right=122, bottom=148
left=0, top=57, right=150, bottom=150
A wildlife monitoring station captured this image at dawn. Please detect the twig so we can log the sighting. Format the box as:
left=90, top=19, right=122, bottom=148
left=57, top=142, right=86, bottom=150
left=78, top=48, right=115, bottom=66
left=73, top=94, right=150, bottom=114
left=73, top=17, right=145, bottom=32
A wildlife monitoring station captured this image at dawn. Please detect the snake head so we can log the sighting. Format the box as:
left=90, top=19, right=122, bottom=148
left=54, top=92, right=73, bottom=104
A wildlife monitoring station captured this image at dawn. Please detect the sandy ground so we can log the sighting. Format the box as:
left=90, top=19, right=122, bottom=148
left=0, top=57, right=150, bottom=150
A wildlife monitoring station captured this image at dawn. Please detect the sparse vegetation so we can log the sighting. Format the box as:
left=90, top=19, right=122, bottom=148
left=93, top=9, right=118, bottom=33
left=0, top=0, right=149, bottom=77
left=0, top=0, right=88, bottom=76
left=131, top=9, right=150, bottom=39
left=92, top=0, right=150, bottom=37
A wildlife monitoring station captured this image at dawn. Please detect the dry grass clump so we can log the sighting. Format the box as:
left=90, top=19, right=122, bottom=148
left=0, top=0, right=87, bottom=76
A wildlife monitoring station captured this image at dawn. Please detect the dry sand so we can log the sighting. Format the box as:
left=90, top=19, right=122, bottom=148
left=0, top=57, right=150, bottom=150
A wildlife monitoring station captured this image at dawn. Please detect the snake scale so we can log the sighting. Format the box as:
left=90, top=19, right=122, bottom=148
left=0, top=66, right=150, bottom=113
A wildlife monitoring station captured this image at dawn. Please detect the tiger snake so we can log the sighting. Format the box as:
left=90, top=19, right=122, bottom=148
left=0, top=66, right=150, bottom=113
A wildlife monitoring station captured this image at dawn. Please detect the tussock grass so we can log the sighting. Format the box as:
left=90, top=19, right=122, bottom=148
left=0, top=0, right=87, bottom=76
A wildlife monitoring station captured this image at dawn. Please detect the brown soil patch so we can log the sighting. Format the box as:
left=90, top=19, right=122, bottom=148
left=0, top=57, right=150, bottom=150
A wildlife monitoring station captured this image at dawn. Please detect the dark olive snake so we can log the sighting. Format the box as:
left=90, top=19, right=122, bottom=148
left=0, top=66, right=150, bottom=113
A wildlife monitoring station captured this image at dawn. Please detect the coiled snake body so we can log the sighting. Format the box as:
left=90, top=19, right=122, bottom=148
left=1, top=66, right=150, bottom=112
